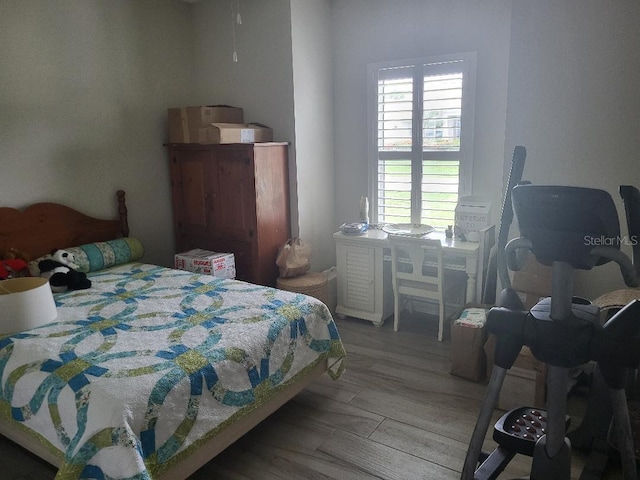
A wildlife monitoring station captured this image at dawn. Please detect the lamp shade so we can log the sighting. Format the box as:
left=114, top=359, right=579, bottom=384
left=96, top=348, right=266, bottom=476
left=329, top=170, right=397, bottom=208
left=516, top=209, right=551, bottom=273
left=0, top=277, right=58, bottom=334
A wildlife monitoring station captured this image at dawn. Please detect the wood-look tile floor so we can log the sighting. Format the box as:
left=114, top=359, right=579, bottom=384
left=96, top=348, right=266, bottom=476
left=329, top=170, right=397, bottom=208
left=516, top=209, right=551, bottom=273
left=1, top=311, right=628, bottom=479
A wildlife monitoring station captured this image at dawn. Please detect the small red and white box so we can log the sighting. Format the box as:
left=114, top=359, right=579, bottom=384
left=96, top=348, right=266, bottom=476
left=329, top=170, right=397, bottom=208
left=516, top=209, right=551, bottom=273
left=174, top=249, right=236, bottom=279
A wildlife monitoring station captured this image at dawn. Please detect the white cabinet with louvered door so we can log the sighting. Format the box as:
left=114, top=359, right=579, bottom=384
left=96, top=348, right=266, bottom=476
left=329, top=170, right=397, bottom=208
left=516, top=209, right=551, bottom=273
left=334, top=231, right=393, bottom=327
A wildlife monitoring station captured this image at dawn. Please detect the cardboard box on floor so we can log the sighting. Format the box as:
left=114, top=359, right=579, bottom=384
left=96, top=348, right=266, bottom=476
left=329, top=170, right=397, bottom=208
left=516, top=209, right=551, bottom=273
left=450, top=304, right=491, bottom=382
left=174, top=249, right=236, bottom=279
left=485, top=334, right=547, bottom=411
left=511, top=254, right=553, bottom=309
left=168, top=105, right=244, bottom=143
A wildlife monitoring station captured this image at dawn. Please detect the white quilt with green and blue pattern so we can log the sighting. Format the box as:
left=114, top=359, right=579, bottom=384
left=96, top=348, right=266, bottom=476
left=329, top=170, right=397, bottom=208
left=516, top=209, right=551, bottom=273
left=0, top=263, right=346, bottom=479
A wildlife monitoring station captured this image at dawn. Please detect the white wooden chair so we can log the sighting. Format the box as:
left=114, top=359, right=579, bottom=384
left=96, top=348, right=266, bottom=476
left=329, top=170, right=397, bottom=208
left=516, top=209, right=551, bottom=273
left=389, top=235, right=445, bottom=341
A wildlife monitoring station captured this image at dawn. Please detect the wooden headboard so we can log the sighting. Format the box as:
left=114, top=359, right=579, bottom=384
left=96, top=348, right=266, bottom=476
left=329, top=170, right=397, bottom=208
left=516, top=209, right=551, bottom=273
left=0, top=190, right=129, bottom=261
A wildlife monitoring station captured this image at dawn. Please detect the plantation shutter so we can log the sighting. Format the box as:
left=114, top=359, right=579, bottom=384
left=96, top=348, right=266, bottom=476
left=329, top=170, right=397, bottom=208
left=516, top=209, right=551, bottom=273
left=370, top=54, right=474, bottom=229
left=420, top=68, right=463, bottom=228
left=376, top=66, right=414, bottom=224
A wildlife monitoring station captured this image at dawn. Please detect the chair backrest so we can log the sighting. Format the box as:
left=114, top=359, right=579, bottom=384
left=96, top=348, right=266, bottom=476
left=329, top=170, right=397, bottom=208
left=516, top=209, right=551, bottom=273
left=389, top=236, right=443, bottom=296
left=620, top=185, right=640, bottom=276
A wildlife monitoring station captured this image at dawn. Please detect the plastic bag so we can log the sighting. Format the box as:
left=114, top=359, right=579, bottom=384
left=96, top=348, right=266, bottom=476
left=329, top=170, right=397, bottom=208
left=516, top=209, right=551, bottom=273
left=276, top=237, right=311, bottom=278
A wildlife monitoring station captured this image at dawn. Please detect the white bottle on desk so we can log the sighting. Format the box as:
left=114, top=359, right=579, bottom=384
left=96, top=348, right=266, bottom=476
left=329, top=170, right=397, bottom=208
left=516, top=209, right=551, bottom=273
left=359, top=196, right=369, bottom=228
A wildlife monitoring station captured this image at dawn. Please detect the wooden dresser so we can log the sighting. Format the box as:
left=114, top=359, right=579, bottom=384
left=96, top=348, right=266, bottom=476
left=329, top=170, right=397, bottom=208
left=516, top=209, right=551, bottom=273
left=167, top=142, right=290, bottom=286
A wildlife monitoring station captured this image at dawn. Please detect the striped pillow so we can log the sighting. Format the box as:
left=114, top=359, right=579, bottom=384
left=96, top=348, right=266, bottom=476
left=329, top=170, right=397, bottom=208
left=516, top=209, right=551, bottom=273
left=66, top=238, right=145, bottom=273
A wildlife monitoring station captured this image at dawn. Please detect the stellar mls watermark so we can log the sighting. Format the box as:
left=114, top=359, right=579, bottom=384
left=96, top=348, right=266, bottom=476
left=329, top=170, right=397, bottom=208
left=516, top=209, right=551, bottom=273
left=584, top=235, right=639, bottom=246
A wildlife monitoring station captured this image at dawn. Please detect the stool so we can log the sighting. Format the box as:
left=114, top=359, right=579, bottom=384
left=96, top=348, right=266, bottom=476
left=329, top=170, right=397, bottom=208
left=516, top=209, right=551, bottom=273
left=276, top=272, right=329, bottom=305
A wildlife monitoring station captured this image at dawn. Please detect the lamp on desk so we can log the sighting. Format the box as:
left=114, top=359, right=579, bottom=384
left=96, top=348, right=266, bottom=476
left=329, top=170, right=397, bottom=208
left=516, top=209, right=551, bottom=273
left=0, top=277, right=58, bottom=335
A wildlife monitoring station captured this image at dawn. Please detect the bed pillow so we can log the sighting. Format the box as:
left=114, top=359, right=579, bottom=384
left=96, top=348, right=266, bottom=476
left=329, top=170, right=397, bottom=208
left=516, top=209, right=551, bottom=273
left=66, top=238, right=145, bottom=273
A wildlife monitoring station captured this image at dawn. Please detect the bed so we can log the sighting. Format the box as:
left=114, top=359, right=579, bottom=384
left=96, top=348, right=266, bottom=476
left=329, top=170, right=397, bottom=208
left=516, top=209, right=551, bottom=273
left=0, top=191, right=346, bottom=480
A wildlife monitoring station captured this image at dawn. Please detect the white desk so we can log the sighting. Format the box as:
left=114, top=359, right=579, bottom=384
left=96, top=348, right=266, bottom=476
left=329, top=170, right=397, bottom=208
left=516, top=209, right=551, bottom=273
left=333, top=228, right=494, bottom=326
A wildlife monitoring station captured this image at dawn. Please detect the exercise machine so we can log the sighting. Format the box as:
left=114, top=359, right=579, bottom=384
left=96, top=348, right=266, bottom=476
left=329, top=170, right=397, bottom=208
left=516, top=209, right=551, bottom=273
left=568, top=184, right=640, bottom=478
left=461, top=185, right=640, bottom=480
left=482, top=146, right=527, bottom=305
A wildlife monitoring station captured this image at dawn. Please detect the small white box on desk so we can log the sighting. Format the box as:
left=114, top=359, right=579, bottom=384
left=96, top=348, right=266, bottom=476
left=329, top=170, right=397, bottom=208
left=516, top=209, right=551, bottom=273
left=175, top=249, right=236, bottom=279
left=455, top=196, right=491, bottom=240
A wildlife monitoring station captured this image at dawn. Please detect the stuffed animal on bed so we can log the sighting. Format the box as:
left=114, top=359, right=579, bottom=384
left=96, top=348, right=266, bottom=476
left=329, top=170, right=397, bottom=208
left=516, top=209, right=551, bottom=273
left=29, top=249, right=92, bottom=293
left=0, top=248, right=30, bottom=280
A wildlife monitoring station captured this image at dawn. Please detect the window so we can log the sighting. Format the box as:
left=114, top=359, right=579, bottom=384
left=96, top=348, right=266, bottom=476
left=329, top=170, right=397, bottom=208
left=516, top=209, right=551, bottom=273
left=367, top=53, right=476, bottom=229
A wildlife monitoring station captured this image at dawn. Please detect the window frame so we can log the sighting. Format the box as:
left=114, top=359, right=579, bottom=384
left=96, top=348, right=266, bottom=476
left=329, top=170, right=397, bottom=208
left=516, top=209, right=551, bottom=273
left=366, top=52, right=477, bottom=228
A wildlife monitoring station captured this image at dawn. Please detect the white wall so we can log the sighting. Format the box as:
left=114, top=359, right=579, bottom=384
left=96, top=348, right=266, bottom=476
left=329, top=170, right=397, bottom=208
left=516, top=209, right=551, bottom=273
left=290, top=0, right=335, bottom=271
left=0, top=0, right=194, bottom=266
left=505, top=0, right=640, bottom=298
left=330, top=0, right=513, bottom=237
left=191, top=0, right=296, bottom=146
left=191, top=0, right=337, bottom=272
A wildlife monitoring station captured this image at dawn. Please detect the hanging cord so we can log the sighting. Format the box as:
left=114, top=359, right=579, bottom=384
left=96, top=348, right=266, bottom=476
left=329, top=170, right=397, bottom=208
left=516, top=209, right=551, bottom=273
left=230, top=0, right=241, bottom=62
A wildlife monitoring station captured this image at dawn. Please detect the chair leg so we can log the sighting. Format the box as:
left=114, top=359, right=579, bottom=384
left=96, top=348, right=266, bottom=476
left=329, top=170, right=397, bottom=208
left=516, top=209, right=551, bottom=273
left=393, top=293, right=400, bottom=331
left=438, top=301, right=445, bottom=342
